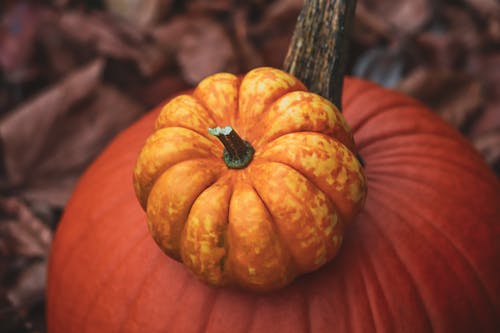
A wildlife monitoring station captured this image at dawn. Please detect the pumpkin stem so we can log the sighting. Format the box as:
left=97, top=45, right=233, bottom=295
left=283, top=0, right=356, bottom=111
left=209, top=126, right=255, bottom=169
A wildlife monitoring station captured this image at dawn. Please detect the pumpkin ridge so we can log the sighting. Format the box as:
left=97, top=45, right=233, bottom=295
left=249, top=161, right=342, bottom=273
left=143, top=157, right=222, bottom=213
left=365, top=152, right=496, bottom=190
left=145, top=267, right=191, bottom=331
left=356, top=124, right=466, bottom=153
left=190, top=90, right=228, bottom=126
left=299, top=286, right=313, bottom=333
left=179, top=176, right=233, bottom=285
left=369, top=176, right=499, bottom=322
left=351, top=250, right=378, bottom=332
left=80, top=233, right=154, bottom=333
left=342, top=78, right=379, bottom=110
left=168, top=277, right=219, bottom=332
left=196, top=290, right=221, bottom=333
left=254, top=156, right=347, bottom=223
left=257, top=130, right=354, bottom=157
left=361, top=206, right=435, bottom=332
left=368, top=179, right=499, bottom=331
left=349, top=98, right=423, bottom=133
left=355, top=233, right=395, bottom=332
left=134, top=126, right=222, bottom=208
left=147, top=159, right=224, bottom=259
left=249, top=90, right=349, bottom=147
left=115, top=253, right=165, bottom=331
left=245, top=179, right=298, bottom=276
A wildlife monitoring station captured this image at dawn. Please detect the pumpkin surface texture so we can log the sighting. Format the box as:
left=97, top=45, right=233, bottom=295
left=46, top=75, right=500, bottom=333
left=132, top=67, right=366, bottom=291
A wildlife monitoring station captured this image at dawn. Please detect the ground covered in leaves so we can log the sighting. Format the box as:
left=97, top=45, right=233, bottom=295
left=1, top=0, right=499, bottom=332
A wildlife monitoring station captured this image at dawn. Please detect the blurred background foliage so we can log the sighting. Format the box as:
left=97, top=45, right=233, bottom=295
left=0, top=0, right=499, bottom=332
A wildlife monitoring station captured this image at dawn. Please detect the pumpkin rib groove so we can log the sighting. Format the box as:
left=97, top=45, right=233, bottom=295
left=338, top=257, right=355, bottom=333
left=221, top=187, right=233, bottom=281
left=81, top=233, right=154, bottom=333
left=241, top=297, right=259, bottom=333
left=353, top=246, right=379, bottom=332
left=363, top=147, right=489, bottom=177
left=114, top=250, right=166, bottom=333
left=358, top=129, right=471, bottom=154
left=361, top=202, right=436, bottom=332
left=250, top=160, right=344, bottom=273
left=366, top=157, right=498, bottom=203
left=189, top=91, right=225, bottom=127
left=355, top=227, right=394, bottom=332
left=170, top=280, right=218, bottom=332
left=348, top=100, right=422, bottom=134
left=365, top=154, right=495, bottom=190
left=256, top=159, right=344, bottom=222
left=299, top=287, right=313, bottom=333
left=115, top=259, right=166, bottom=332
left=258, top=131, right=349, bottom=157
left=144, top=157, right=222, bottom=210
left=154, top=268, right=192, bottom=332
left=342, top=79, right=379, bottom=110
left=368, top=176, right=499, bottom=321
left=357, top=127, right=469, bottom=153
left=246, top=180, right=298, bottom=274
left=368, top=184, right=496, bottom=332
left=196, top=291, right=220, bottom=333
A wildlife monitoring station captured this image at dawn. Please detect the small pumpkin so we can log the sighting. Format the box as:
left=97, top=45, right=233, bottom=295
left=133, top=67, right=366, bottom=290
left=46, top=76, right=500, bottom=333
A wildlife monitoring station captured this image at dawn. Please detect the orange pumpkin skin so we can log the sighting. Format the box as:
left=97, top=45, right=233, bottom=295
left=133, top=67, right=366, bottom=290
left=46, top=77, right=500, bottom=333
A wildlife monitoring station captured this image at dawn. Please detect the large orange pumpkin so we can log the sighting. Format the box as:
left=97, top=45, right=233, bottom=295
left=46, top=76, right=500, bottom=333
left=133, top=67, right=366, bottom=291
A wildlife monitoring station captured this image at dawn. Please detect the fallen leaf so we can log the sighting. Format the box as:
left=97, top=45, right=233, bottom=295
left=463, top=0, right=500, bottom=17
left=104, top=0, right=172, bottom=29
left=233, top=9, right=264, bottom=71
left=472, top=130, right=500, bottom=175
left=352, top=46, right=406, bottom=87
left=0, top=3, right=40, bottom=83
left=7, top=260, right=47, bottom=309
left=359, top=0, right=431, bottom=36
left=396, top=68, right=483, bottom=130
left=19, top=83, right=144, bottom=206
left=176, top=17, right=236, bottom=84
left=0, top=197, right=52, bottom=259
left=59, top=11, right=168, bottom=77
left=0, top=59, right=104, bottom=190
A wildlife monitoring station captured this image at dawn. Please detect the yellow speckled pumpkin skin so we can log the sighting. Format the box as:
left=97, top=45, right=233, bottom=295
left=133, top=67, right=366, bottom=290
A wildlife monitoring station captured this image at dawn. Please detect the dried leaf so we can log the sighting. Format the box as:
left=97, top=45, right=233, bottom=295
left=353, top=47, right=405, bottom=87
left=472, top=130, right=500, bottom=174
left=0, top=59, right=104, bottom=190
left=352, top=2, right=392, bottom=46
left=19, top=83, right=144, bottom=206
left=359, top=0, right=431, bottom=36
left=415, top=32, right=466, bottom=69
left=233, top=9, right=264, bottom=71
left=0, top=3, right=40, bottom=83
left=7, top=260, right=47, bottom=309
left=176, top=18, right=236, bottom=84
left=59, top=11, right=168, bottom=77
left=396, top=68, right=483, bottom=129
left=464, top=0, right=500, bottom=17
left=104, top=0, right=172, bottom=28
left=249, top=0, right=304, bottom=36
left=0, top=197, right=52, bottom=259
